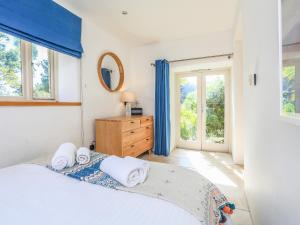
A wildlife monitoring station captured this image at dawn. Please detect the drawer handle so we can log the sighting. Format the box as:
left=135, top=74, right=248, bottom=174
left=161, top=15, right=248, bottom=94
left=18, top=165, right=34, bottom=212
left=146, top=126, right=150, bottom=129
left=131, top=145, right=135, bottom=148
left=130, top=131, right=135, bottom=134
left=130, top=121, right=135, bottom=124
left=146, top=119, right=150, bottom=121
left=146, top=138, right=149, bottom=141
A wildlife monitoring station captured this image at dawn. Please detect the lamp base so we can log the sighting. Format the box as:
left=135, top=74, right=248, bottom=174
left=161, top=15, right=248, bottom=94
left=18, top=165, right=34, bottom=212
left=125, top=102, right=131, bottom=116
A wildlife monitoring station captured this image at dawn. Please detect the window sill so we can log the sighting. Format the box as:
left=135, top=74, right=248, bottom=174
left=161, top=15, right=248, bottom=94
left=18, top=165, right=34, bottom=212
left=280, top=113, right=300, bottom=126
left=0, top=101, right=81, bottom=107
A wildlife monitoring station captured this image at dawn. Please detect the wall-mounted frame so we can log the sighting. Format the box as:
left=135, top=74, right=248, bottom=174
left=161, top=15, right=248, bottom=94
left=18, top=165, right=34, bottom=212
left=97, top=52, right=124, bottom=92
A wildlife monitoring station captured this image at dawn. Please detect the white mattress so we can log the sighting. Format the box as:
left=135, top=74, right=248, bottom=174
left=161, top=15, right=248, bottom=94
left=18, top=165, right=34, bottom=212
left=0, top=164, right=201, bottom=225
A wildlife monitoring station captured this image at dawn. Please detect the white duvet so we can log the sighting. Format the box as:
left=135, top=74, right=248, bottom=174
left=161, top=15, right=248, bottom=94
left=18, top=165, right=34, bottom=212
left=0, top=164, right=201, bottom=225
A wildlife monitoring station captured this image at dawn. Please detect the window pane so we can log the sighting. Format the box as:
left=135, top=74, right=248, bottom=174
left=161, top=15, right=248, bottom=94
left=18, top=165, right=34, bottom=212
left=0, top=32, right=22, bottom=97
left=32, top=44, right=52, bottom=99
left=205, top=75, right=225, bottom=144
left=282, top=65, right=296, bottom=113
left=281, top=0, right=300, bottom=114
left=179, top=76, right=198, bottom=141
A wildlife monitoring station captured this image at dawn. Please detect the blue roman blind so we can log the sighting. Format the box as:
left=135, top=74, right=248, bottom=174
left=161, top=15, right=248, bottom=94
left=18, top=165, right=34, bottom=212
left=0, top=0, right=83, bottom=58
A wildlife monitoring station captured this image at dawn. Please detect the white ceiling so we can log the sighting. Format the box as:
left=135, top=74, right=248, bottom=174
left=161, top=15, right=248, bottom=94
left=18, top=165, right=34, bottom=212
left=62, top=0, right=239, bottom=45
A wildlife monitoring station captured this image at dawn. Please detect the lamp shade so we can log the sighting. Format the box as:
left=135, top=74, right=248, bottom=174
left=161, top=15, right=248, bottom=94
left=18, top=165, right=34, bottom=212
left=121, top=91, right=136, bottom=103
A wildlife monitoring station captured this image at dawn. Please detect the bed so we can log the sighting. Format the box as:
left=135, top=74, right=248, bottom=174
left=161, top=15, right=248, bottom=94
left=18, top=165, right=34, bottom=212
left=0, top=155, right=233, bottom=225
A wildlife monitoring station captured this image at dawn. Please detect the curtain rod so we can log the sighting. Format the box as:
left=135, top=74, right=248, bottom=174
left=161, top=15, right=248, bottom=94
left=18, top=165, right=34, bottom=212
left=150, top=53, right=233, bottom=66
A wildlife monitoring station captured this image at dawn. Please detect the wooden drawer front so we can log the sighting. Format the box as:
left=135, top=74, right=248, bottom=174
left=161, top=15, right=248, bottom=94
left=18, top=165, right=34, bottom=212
left=144, top=137, right=154, bottom=149
left=122, top=119, right=140, bottom=132
left=122, top=126, right=153, bottom=147
left=123, top=137, right=153, bottom=157
left=140, top=116, right=153, bottom=127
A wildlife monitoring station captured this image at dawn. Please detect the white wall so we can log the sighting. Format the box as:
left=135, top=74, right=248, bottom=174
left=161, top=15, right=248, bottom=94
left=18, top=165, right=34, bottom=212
left=231, top=40, right=244, bottom=164
left=0, top=2, right=132, bottom=168
left=0, top=53, right=82, bottom=168
left=129, top=31, right=234, bottom=151
left=56, top=0, right=133, bottom=147
left=57, top=53, right=81, bottom=102
left=0, top=107, right=82, bottom=168
left=243, top=0, right=300, bottom=224
left=80, top=19, right=131, bottom=146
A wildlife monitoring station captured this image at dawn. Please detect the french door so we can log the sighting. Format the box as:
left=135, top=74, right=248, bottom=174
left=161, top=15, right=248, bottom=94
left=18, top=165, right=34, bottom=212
left=175, top=70, right=230, bottom=152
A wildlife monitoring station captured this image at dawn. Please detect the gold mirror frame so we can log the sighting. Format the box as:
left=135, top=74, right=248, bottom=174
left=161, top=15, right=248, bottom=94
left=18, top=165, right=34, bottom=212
left=97, top=52, right=124, bottom=92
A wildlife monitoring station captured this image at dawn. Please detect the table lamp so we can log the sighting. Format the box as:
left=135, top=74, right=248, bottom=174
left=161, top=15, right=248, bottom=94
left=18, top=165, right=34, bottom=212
left=121, top=91, right=136, bottom=116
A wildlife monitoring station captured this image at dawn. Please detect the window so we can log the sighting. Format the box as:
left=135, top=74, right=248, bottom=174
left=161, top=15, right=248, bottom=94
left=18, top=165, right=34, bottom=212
left=32, top=44, right=54, bottom=99
left=205, top=75, right=225, bottom=144
left=179, top=76, right=198, bottom=141
left=0, top=31, right=55, bottom=101
left=282, top=64, right=296, bottom=113
left=176, top=70, right=229, bottom=152
left=281, top=0, right=300, bottom=116
left=0, top=32, right=22, bottom=97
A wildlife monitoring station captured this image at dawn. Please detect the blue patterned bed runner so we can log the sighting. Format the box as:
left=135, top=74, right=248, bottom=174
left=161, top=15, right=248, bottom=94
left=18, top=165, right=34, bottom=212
left=48, top=151, right=121, bottom=189
left=46, top=151, right=234, bottom=225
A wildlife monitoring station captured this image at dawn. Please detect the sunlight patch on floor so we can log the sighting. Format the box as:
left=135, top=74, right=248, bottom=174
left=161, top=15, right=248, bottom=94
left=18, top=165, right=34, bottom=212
left=186, top=155, right=237, bottom=187
left=141, top=148, right=253, bottom=225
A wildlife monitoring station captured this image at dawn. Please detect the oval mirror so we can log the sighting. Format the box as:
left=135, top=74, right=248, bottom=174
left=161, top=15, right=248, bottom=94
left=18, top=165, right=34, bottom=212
left=97, top=52, right=124, bottom=92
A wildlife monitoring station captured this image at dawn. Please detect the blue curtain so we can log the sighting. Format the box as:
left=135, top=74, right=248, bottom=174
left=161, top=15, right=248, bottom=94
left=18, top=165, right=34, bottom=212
left=0, top=0, right=83, bottom=58
left=154, top=59, right=171, bottom=156
left=101, top=68, right=111, bottom=89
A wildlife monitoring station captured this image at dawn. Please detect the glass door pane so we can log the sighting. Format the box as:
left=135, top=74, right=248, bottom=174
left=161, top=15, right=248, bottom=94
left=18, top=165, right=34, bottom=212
left=179, top=76, right=198, bottom=141
left=176, top=70, right=229, bottom=152
left=202, top=71, right=229, bottom=151
left=205, top=75, right=225, bottom=143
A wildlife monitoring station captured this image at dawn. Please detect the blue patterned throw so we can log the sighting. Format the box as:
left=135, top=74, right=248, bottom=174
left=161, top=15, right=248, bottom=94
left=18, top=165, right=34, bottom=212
left=48, top=152, right=122, bottom=189
left=46, top=151, right=235, bottom=225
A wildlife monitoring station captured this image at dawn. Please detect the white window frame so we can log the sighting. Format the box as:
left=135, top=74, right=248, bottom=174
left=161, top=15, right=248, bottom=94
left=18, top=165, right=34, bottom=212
left=279, top=0, right=300, bottom=125
left=175, top=69, right=231, bottom=152
left=175, top=72, right=202, bottom=150
left=0, top=34, right=57, bottom=102
left=201, top=70, right=230, bottom=152
left=280, top=60, right=300, bottom=125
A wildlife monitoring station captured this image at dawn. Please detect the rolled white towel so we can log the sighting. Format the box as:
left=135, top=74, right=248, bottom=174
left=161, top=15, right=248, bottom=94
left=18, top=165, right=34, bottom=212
left=76, top=147, right=90, bottom=165
left=124, top=156, right=150, bottom=183
left=100, top=156, right=146, bottom=187
left=51, top=143, right=76, bottom=171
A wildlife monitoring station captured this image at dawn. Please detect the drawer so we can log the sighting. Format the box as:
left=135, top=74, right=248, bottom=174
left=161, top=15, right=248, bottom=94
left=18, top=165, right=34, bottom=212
left=123, top=137, right=153, bottom=157
left=144, top=137, right=153, bottom=149
left=122, top=119, right=140, bottom=132
left=122, top=126, right=153, bottom=147
left=140, top=116, right=153, bottom=127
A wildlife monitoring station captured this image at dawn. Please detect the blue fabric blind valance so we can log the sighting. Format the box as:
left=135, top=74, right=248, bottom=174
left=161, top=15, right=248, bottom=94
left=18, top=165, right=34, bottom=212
left=0, top=0, right=83, bottom=58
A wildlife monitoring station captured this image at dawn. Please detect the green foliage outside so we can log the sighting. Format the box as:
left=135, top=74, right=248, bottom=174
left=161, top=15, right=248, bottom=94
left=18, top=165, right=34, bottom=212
left=32, top=44, right=51, bottom=98
left=180, top=78, right=197, bottom=140
left=180, top=76, right=225, bottom=144
left=0, top=33, right=22, bottom=96
left=282, top=66, right=296, bottom=113
left=0, top=31, right=50, bottom=98
left=205, top=77, right=225, bottom=143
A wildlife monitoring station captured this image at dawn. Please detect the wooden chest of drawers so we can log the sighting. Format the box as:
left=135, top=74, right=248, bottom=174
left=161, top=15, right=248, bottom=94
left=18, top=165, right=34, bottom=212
left=95, top=116, right=154, bottom=157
